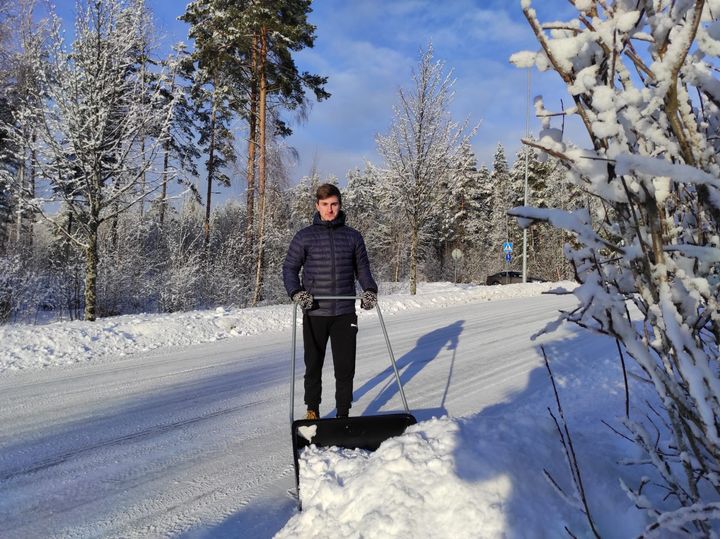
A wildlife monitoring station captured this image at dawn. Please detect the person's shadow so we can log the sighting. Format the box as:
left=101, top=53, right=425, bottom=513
left=353, top=320, right=464, bottom=418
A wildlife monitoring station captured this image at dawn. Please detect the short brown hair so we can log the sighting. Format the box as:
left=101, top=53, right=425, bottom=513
left=316, top=183, right=342, bottom=205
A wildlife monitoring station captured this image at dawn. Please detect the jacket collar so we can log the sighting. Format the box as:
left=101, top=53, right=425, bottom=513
left=313, top=210, right=346, bottom=227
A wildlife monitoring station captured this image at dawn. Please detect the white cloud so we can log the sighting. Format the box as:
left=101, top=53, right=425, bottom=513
left=284, top=0, right=578, bottom=182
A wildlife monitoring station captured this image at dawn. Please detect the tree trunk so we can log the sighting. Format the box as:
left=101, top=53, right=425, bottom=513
left=15, top=152, right=24, bottom=245
left=245, top=31, right=258, bottom=249
left=28, top=134, right=36, bottom=249
left=251, top=27, right=268, bottom=307
left=139, top=54, right=147, bottom=219
left=204, top=90, right=218, bottom=251
left=394, top=237, right=401, bottom=282
left=140, top=137, right=146, bottom=219
left=110, top=201, right=119, bottom=250
left=159, top=57, right=180, bottom=229
left=160, top=136, right=170, bottom=227
left=84, top=219, right=99, bottom=321
left=410, top=223, right=418, bottom=295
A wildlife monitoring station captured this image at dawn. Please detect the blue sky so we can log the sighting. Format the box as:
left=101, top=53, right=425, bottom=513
left=58, top=0, right=582, bottom=189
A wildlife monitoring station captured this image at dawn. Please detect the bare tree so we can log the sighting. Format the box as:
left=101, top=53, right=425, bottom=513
left=377, top=45, right=476, bottom=295
left=2, top=0, right=174, bottom=320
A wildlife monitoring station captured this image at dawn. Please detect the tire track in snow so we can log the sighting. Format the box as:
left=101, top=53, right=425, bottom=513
left=0, top=396, right=275, bottom=482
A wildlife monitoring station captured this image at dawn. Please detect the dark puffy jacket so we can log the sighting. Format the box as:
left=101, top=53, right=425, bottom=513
left=283, top=211, right=378, bottom=316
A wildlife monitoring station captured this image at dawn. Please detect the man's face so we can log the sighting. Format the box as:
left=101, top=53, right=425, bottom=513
left=316, top=195, right=340, bottom=221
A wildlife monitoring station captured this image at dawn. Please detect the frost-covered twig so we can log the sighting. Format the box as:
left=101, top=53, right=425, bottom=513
left=514, top=0, right=720, bottom=532
left=542, top=345, right=601, bottom=538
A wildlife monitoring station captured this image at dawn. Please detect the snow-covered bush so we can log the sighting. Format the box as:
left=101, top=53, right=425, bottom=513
left=511, top=1, right=720, bottom=535
left=0, top=254, right=47, bottom=322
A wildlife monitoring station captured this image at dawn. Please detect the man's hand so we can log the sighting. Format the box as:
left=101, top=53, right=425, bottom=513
left=360, top=290, right=377, bottom=310
left=292, top=291, right=314, bottom=310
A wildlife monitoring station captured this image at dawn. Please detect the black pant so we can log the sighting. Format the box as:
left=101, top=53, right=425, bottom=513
left=303, top=312, right=358, bottom=414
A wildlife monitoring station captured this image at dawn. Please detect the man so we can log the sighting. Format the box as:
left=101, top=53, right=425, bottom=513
left=283, top=183, right=378, bottom=420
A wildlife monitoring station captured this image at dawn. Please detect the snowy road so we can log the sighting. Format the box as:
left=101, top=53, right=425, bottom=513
left=0, top=293, right=578, bottom=538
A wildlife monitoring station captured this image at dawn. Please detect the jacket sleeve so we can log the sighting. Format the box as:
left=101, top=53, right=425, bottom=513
left=283, top=231, right=306, bottom=298
left=354, top=233, right=378, bottom=293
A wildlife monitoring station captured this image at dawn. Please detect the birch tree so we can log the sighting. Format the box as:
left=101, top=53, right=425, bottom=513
left=1, top=0, right=174, bottom=321
left=2, top=0, right=48, bottom=253
left=377, top=45, right=475, bottom=294
left=511, top=1, right=720, bottom=534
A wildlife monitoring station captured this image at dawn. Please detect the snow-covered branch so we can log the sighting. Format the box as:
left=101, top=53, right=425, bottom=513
left=513, top=0, right=720, bottom=533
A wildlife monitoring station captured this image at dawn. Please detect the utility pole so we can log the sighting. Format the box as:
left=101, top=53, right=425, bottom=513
left=522, top=69, right=531, bottom=283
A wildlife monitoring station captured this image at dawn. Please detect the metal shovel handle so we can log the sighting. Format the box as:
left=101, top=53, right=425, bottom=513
left=289, top=295, right=410, bottom=423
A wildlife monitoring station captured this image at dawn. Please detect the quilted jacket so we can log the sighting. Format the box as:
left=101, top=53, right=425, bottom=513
left=282, top=211, right=378, bottom=316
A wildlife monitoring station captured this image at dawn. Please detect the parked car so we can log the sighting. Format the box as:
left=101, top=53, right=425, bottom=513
left=485, top=271, right=546, bottom=285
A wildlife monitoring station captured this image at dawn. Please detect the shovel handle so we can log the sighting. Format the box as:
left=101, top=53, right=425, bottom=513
left=290, top=295, right=410, bottom=424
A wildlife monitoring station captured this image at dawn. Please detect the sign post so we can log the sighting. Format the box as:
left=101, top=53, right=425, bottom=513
left=451, top=248, right=463, bottom=283
left=502, top=242, right=513, bottom=283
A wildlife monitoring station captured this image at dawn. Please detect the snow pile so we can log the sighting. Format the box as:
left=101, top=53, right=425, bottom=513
left=0, top=281, right=572, bottom=373
left=278, top=339, right=649, bottom=538
left=283, top=418, right=513, bottom=538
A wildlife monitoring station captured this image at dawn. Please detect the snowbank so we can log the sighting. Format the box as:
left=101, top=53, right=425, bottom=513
left=0, top=281, right=572, bottom=373
left=278, top=332, right=650, bottom=538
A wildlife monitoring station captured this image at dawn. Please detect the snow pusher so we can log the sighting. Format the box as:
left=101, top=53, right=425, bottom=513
left=289, top=296, right=417, bottom=507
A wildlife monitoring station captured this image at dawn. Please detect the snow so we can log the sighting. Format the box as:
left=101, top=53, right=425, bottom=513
left=0, top=281, right=565, bottom=373
left=616, top=11, right=641, bottom=33
left=279, top=294, right=650, bottom=538
left=574, top=0, right=593, bottom=12
left=0, top=282, right=663, bottom=537
left=615, top=153, right=719, bottom=186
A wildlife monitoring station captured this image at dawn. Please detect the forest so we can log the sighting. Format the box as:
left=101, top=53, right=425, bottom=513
left=0, top=0, right=576, bottom=323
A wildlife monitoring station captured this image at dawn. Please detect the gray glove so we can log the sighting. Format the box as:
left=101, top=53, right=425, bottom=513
left=360, top=290, right=377, bottom=310
left=292, top=291, right=314, bottom=310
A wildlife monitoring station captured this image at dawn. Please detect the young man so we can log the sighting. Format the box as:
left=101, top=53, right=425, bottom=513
left=282, top=183, right=378, bottom=420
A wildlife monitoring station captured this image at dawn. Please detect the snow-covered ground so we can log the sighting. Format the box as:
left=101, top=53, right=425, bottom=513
left=0, top=282, right=657, bottom=537
left=0, top=281, right=565, bottom=373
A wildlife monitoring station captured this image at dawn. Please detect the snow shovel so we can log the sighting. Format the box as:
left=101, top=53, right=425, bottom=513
left=289, top=295, right=417, bottom=507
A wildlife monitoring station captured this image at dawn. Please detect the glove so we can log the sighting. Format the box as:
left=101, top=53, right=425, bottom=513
left=292, top=291, right=314, bottom=311
left=360, top=290, right=377, bottom=310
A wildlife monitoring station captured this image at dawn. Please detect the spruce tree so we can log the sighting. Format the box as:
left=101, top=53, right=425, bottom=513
left=489, top=144, right=512, bottom=271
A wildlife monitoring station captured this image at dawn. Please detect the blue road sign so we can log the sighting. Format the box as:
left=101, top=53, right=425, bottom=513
left=503, top=241, right=513, bottom=253
left=505, top=253, right=512, bottom=262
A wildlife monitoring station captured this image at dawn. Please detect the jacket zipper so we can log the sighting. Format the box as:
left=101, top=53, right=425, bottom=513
left=329, top=225, right=336, bottom=315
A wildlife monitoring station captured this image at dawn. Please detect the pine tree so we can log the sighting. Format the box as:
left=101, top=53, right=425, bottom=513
left=153, top=43, right=201, bottom=228
left=456, top=162, right=494, bottom=281
left=422, top=142, right=479, bottom=281
left=179, top=0, right=243, bottom=250
left=242, top=0, right=329, bottom=306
